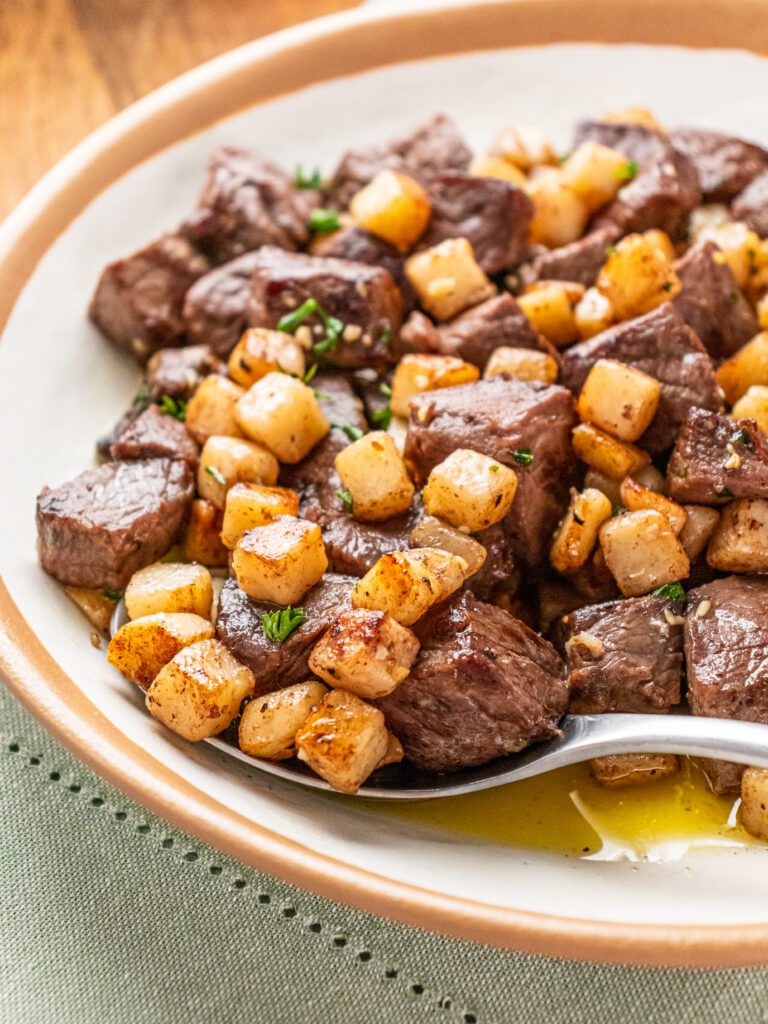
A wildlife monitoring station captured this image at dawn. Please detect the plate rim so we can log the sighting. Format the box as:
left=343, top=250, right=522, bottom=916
left=3, top=0, right=768, bottom=966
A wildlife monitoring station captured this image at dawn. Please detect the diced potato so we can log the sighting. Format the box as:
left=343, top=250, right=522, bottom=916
left=601, top=107, right=664, bottom=131
left=238, top=680, right=328, bottom=760
left=308, top=608, right=420, bottom=699
left=228, top=328, right=306, bottom=387
left=422, top=448, right=518, bottom=532
left=680, top=505, right=720, bottom=562
left=232, top=515, right=327, bottom=605
left=409, top=515, right=488, bottom=575
left=483, top=345, right=559, bottom=383
left=469, top=154, right=527, bottom=185
left=295, top=689, right=390, bottom=794
left=107, top=612, right=215, bottom=689
left=349, top=170, right=431, bottom=252
left=145, top=638, right=255, bottom=741
left=526, top=172, right=589, bottom=248
left=405, top=238, right=495, bottom=320
left=197, top=435, right=279, bottom=509
left=572, top=422, right=651, bottom=479
left=578, top=359, right=660, bottom=442
left=575, top=287, right=615, bottom=340
left=739, top=767, right=768, bottom=841
left=334, top=431, right=414, bottom=522
left=351, top=548, right=465, bottom=626
left=717, top=334, right=768, bottom=404
left=561, top=141, right=628, bottom=213
left=404, top=547, right=470, bottom=602
left=221, top=482, right=299, bottom=549
left=550, top=487, right=612, bottom=575
left=619, top=477, right=687, bottom=535
left=518, top=282, right=583, bottom=348
left=490, top=125, right=558, bottom=171
left=596, top=233, right=680, bottom=321
left=235, top=372, right=329, bottom=464
left=599, top=509, right=690, bottom=597
left=707, top=498, right=768, bottom=573
left=64, top=587, right=116, bottom=632
left=183, top=498, right=228, bottom=567
left=732, top=385, right=768, bottom=433
left=644, top=229, right=676, bottom=262
left=185, top=374, right=244, bottom=444
left=378, top=733, right=405, bottom=768
left=746, top=239, right=768, bottom=303
left=631, top=464, right=665, bottom=493
left=698, top=221, right=760, bottom=289
left=583, top=468, right=623, bottom=506
left=591, top=753, right=679, bottom=789
left=390, top=353, right=479, bottom=417
left=125, top=562, right=213, bottom=620
left=757, top=295, right=768, bottom=332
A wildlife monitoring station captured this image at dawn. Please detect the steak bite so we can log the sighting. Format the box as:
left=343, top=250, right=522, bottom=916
left=304, top=501, right=422, bottom=578
left=36, top=459, right=194, bottom=589
left=560, top=304, right=722, bottom=454
left=673, top=240, right=758, bottom=359
left=667, top=408, right=768, bottom=504
left=246, top=247, right=402, bottom=369
left=183, top=146, right=317, bottom=263
left=554, top=595, right=683, bottom=714
left=520, top=225, right=621, bottom=288
left=732, top=170, right=768, bottom=237
left=376, top=592, right=568, bottom=773
left=215, top=574, right=355, bottom=695
left=312, top=226, right=416, bottom=313
left=404, top=377, right=578, bottom=567
left=182, top=252, right=259, bottom=357
left=146, top=344, right=224, bottom=401
left=108, top=405, right=200, bottom=467
left=89, top=234, right=210, bottom=362
left=669, top=128, right=768, bottom=202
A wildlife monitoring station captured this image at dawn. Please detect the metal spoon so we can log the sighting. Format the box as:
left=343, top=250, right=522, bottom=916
left=111, top=601, right=768, bottom=801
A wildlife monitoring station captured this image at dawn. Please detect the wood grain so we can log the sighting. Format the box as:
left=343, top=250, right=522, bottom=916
left=0, top=0, right=359, bottom=219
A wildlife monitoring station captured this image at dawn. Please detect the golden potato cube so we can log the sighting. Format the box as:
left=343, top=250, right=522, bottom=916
left=183, top=498, right=228, bottom=567
left=409, top=515, right=488, bottom=576
left=644, top=229, right=676, bottom=262
left=582, top=468, right=622, bottom=507
left=238, top=680, right=328, bottom=760
left=352, top=550, right=446, bottom=626
left=732, top=385, right=768, bottom=433
left=575, top=287, right=614, bottom=340
left=422, top=448, right=518, bottom=532
left=107, top=612, right=215, bottom=689
left=679, top=505, right=720, bottom=562
left=232, top=515, right=328, bottom=605
left=596, top=233, right=680, bottom=321
left=146, top=638, right=255, bottom=741
left=562, top=141, right=629, bottom=213
left=631, top=463, right=665, bottom=493
left=198, top=434, right=279, bottom=509
left=578, top=358, right=660, bottom=442
left=518, top=282, right=583, bottom=348
left=746, top=239, right=768, bottom=302
left=619, top=477, right=687, bottom=535
left=378, top=732, right=405, bottom=768
left=349, top=170, right=431, bottom=252
left=185, top=374, right=244, bottom=444
left=390, top=353, right=479, bottom=418
left=235, top=372, right=329, bottom=463
left=221, top=482, right=300, bottom=549
left=572, top=422, right=651, bottom=478
left=228, top=328, right=306, bottom=387
left=698, top=222, right=760, bottom=289
left=601, top=106, right=664, bottom=131
left=599, top=509, right=690, bottom=597
left=490, top=125, right=558, bottom=171
left=308, top=608, right=420, bottom=699
left=739, top=767, right=768, bottom=841
left=526, top=172, right=589, bottom=248
left=64, top=587, right=116, bottom=632
left=125, top=562, right=213, bottom=620
left=483, top=346, right=559, bottom=383
left=550, top=488, right=612, bottom=575
left=591, top=753, right=679, bottom=789
left=334, top=431, right=414, bottom=522
left=717, top=333, right=768, bottom=405
left=295, top=689, right=390, bottom=793
left=469, top=154, right=527, bottom=185
left=707, top=498, right=768, bottom=573
left=404, top=546, right=470, bottom=602
left=405, top=238, right=495, bottom=320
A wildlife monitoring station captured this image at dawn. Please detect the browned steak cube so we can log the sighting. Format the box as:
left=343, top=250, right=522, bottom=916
left=108, top=405, right=199, bottom=467
left=376, top=592, right=568, bottom=773
left=146, top=344, right=224, bottom=401
left=89, top=235, right=210, bottom=362
left=732, top=170, right=768, bottom=237
left=560, top=304, right=721, bottom=454
left=554, top=595, right=683, bottom=714
left=183, top=146, right=317, bottom=263
left=670, top=128, right=768, bottom=202
left=520, top=225, right=621, bottom=288
left=183, top=252, right=258, bottom=357
left=246, top=247, right=402, bottom=369
left=404, top=377, right=578, bottom=567
left=312, top=226, right=416, bottom=312
left=698, top=758, right=745, bottom=797
left=420, top=174, right=533, bottom=274
left=215, top=574, right=354, bottom=695
left=673, top=241, right=758, bottom=359
left=304, top=501, right=422, bottom=578
left=36, top=459, right=194, bottom=589
left=667, top=408, right=768, bottom=503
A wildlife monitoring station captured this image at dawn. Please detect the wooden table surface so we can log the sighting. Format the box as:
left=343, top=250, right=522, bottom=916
left=0, top=0, right=361, bottom=220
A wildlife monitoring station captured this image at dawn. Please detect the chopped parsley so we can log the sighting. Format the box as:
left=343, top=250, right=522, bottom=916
left=379, top=324, right=393, bottom=347
left=131, top=384, right=152, bottom=412
left=489, top=464, right=500, bottom=473
left=611, top=505, right=625, bottom=517
left=380, top=382, right=392, bottom=398
left=294, top=165, right=322, bottom=190
left=102, top=588, right=124, bottom=604
left=302, top=362, right=319, bottom=385
left=728, top=290, right=740, bottom=304
left=507, top=448, right=534, bottom=466
left=333, top=423, right=364, bottom=442
left=732, top=428, right=755, bottom=449
left=261, top=606, right=306, bottom=644
left=652, top=582, right=685, bottom=601
left=605, top=246, right=618, bottom=257
left=371, top=404, right=393, bottom=430
left=277, top=298, right=345, bottom=358
left=204, top=465, right=227, bottom=487
left=159, top=394, right=187, bottom=422
left=337, top=488, right=354, bottom=514
left=716, top=486, right=734, bottom=498
left=308, top=208, right=342, bottom=236
left=615, top=160, right=639, bottom=181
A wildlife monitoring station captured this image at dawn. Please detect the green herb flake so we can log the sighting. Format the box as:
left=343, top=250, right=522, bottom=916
left=605, top=246, right=618, bottom=257
left=660, top=281, right=673, bottom=292
left=380, top=382, right=392, bottom=398
left=728, top=290, right=740, bottom=304
left=277, top=297, right=345, bottom=358
left=489, top=464, right=500, bottom=473
left=333, top=423, right=364, bottom=442
left=379, top=325, right=393, bottom=347
left=294, top=165, right=322, bottom=190
left=102, top=588, right=124, bottom=604
left=615, top=160, right=639, bottom=182
left=732, top=428, right=755, bottom=449
left=277, top=298, right=319, bottom=335
left=159, top=394, right=187, bottom=422
left=261, top=606, right=306, bottom=644
left=313, top=389, right=332, bottom=400
left=312, top=315, right=344, bottom=356
left=559, top=152, right=571, bottom=165
left=131, top=384, right=152, bottom=412
left=204, top=465, right=227, bottom=487
left=371, top=405, right=393, bottom=430
left=309, top=208, right=342, bottom=236
left=716, top=487, right=734, bottom=498
left=507, top=448, right=534, bottom=466
left=611, top=505, right=625, bottom=517
left=336, top=488, right=354, bottom=514
left=652, top=582, right=685, bottom=601
left=302, top=363, right=319, bottom=385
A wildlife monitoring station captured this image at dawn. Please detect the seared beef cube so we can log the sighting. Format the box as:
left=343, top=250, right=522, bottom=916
left=326, top=113, right=471, bottom=209
left=673, top=241, right=758, bottom=359
left=670, top=128, right=768, bottom=202
left=732, top=170, right=768, bottom=237
left=555, top=595, right=683, bottom=714
left=304, top=500, right=422, bottom=577
left=215, top=574, right=354, bottom=695
left=667, top=408, right=768, bottom=504
left=404, top=377, right=578, bottom=567
left=183, top=252, right=258, bottom=357
left=420, top=174, right=533, bottom=275
left=465, top=522, right=521, bottom=601
left=520, top=225, right=621, bottom=288
left=312, top=226, right=416, bottom=312
left=246, top=247, right=402, bottom=369
left=183, top=146, right=316, bottom=263
left=560, top=304, right=721, bottom=454
left=89, top=235, right=210, bottom=362
left=36, top=459, right=194, bottom=589
left=146, top=344, right=224, bottom=401
left=108, top=405, right=200, bottom=467
left=699, top=758, right=745, bottom=797
left=376, top=592, right=567, bottom=773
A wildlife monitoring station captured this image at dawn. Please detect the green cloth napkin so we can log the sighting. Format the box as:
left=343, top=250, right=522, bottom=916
left=2, top=682, right=768, bottom=1024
